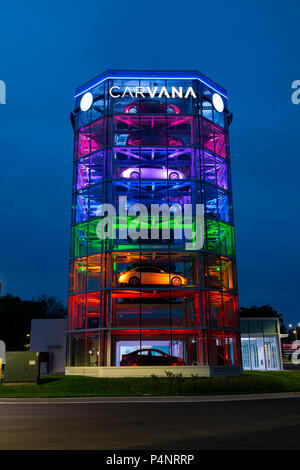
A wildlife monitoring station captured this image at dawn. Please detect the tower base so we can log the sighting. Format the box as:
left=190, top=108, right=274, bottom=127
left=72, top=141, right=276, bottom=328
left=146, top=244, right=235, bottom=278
left=65, top=365, right=243, bottom=378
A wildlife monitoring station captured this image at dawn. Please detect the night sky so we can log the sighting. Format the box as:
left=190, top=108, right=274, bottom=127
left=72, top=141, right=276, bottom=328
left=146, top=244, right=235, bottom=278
left=0, top=1, right=299, bottom=324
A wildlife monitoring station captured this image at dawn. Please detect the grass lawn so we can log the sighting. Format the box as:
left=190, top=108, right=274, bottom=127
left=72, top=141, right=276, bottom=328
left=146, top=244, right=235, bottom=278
left=0, top=371, right=300, bottom=398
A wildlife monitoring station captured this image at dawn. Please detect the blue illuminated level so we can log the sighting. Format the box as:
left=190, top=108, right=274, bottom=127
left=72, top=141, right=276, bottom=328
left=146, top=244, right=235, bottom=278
left=75, top=70, right=228, bottom=100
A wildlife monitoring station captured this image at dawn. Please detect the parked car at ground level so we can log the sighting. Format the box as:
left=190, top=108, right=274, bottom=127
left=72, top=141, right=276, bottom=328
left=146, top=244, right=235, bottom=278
left=120, top=348, right=185, bottom=366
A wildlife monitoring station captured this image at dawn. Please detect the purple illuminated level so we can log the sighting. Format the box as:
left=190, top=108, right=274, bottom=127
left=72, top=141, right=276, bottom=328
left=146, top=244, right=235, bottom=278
left=120, top=165, right=185, bottom=180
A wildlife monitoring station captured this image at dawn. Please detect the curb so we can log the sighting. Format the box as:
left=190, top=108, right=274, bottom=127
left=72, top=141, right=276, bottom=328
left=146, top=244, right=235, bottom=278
left=1, top=391, right=300, bottom=404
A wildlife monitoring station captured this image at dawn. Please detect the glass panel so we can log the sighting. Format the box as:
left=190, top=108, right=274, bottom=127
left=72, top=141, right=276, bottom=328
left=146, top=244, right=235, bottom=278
left=69, top=257, right=87, bottom=293
left=214, top=109, right=225, bottom=128
left=69, top=294, right=86, bottom=330
left=209, top=292, right=238, bottom=328
left=241, top=337, right=251, bottom=370
left=206, top=219, right=235, bottom=256
left=207, top=255, right=235, bottom=292
left=249, top=336, right=265, bottom=369
left=113, top=147, right=195, bottom=180
left=240, top=320, right=249, bottom=334
left=89, top=184, right=104, bottom=219
left=74, top=156, right=90, bottom=190
left=68, top=333, right=85, bottom=366
left=85, top=333, right=100, bottom=366
left=76, top=118, right=105, bottom=159
left=264, top=336, right=280, bottom=370
left=70, top=223, right=88, bottom=258
left=202, top=118, right=227, bottom=158
left=73, top=151, right=104, bottom=191
left=113, top=115, right=194, bottom=147
left=68, top=332, right=104, bottom=367
left=263, top=320, right=277, bottom=334
left=249, top=320, right=263, bottom=334
left=86, top=292, right=100, bottom=329
left=203, top=185, right=231, bottom=223
left=74, top=189, right=89, bottom=223
left=87, top=254, right=101, bottom=291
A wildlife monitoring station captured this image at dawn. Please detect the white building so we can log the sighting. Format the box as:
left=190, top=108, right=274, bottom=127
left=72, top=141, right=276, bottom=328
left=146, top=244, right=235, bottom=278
left=240, top=316, right=282, bottom=370
left=30, top=319, right=67, bottom=374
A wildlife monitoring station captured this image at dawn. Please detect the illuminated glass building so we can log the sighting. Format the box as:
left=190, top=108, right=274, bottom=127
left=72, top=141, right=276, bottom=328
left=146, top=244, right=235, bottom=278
left=66, top=70, right=242, bottom=376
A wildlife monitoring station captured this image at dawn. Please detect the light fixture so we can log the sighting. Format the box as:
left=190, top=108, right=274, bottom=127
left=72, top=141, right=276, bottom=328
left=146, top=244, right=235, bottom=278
left=80, top=92, right=93, bottom=112
left=212, top=93, right=224, bottom=113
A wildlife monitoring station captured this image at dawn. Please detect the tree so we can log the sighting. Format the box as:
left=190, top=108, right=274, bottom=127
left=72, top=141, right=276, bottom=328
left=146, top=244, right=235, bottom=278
left=239, top=305, right=287, bottom=334
left=33, top=295, right=67, bottom=319
left=0, top=294, right=66, bottom=351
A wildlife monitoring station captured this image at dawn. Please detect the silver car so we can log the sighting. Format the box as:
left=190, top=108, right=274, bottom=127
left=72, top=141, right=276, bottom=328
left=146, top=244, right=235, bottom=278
left=120, top=164, right=185, bottom=180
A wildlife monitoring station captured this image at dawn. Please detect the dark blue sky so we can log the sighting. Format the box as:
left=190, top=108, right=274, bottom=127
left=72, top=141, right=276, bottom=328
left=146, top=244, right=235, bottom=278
left=0, top=0, right=299, bottom=324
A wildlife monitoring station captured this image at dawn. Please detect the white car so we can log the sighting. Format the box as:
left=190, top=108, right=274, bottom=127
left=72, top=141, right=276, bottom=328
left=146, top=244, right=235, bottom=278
left=120, top=164, right=185, bottom=180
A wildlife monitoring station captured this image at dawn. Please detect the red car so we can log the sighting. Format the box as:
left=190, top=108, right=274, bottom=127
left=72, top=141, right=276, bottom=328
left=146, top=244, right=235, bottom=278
left=120, top=348, right=185, bottom=366
left=125, top=99, right=180, bottom=115
left=126, top=131, right=183, bottom=147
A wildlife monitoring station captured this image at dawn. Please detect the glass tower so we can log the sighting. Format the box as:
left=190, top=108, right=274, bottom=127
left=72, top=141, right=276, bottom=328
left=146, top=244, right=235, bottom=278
left=67, top=70, right=242, bottom=374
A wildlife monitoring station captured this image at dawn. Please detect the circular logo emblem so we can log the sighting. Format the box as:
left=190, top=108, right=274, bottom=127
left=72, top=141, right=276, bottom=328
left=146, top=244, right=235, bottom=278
left=80, top=92, right=93, bottom=112
left=212, top=93, right=224, bottom=113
